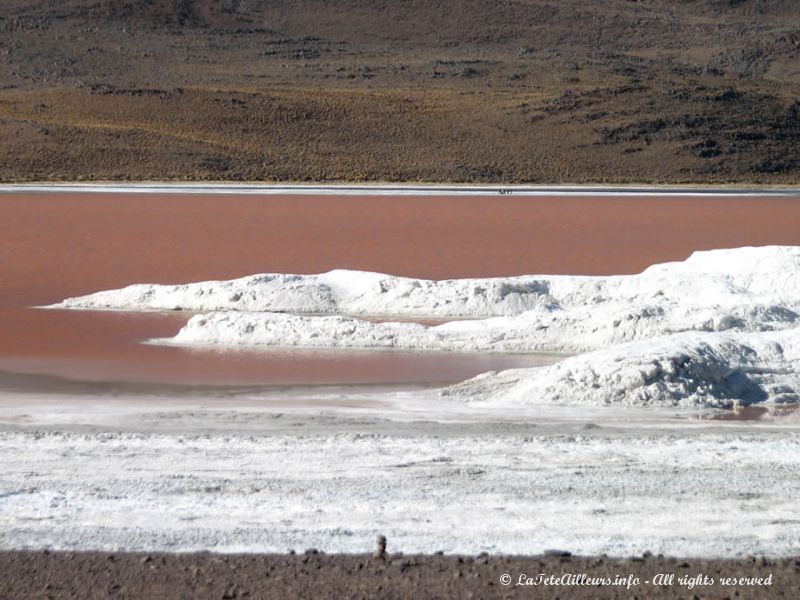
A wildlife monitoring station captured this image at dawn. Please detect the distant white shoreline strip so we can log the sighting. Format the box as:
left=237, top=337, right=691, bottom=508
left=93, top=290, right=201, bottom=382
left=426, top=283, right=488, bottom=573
left=1, top=182, right=799, bottom=196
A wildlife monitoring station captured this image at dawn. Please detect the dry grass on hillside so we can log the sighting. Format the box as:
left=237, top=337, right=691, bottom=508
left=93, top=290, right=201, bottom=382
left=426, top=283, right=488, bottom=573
left=1, top=0, right=799, bottom=183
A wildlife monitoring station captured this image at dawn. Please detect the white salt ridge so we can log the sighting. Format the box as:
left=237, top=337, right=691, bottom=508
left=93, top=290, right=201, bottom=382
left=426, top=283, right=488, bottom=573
left=54, top=246, right=800, bottom=409
left=167, top=300, right=799, bottom=354
left=52, top=246, right=800, bottom=319
left=54, top=270, right=558, bottom=317
left=444, top=329, right=800, bottom=409
left=169, top=315, right=800, bottom=408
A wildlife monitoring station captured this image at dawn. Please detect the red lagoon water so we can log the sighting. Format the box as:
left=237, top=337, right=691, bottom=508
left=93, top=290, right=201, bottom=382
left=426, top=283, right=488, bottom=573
left=3, top=192, right=800, bottom=386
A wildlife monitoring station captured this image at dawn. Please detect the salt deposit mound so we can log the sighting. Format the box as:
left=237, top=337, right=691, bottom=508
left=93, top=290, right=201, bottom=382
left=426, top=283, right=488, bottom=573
left=53, top=270, right=557, bottom=317
left=51, top=246, right=800, bottom=320
left=160, top=246, right=800, bottom=355
left=52, top=246, right=800, bottom=408
left=168, top=301, right=799, bottom=354
left=441, top=330, right=800, bottom=408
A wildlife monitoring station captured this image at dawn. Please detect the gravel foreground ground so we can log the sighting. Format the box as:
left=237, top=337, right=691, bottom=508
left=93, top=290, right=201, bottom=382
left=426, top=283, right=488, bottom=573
left=0, top=551, right=795, bottom=600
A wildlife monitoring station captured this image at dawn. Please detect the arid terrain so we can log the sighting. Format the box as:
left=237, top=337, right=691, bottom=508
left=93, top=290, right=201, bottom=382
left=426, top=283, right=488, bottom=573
left=1, top=550, right=796, bottom=600
left=4, top=3, right=800, bottom=598
left=1, top=0, right=799, bottom=183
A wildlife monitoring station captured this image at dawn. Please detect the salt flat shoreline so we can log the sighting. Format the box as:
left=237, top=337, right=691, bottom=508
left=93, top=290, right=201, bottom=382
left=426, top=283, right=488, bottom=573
left=2, top=393, right=799, bottom=559
left=2, top=182, right=800, bottom=196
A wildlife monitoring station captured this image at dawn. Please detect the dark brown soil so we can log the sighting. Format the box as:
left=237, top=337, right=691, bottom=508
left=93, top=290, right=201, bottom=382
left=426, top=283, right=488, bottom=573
left=1, top=0, right=799, bottom=183
left=1, top=550, right=797, bottom=600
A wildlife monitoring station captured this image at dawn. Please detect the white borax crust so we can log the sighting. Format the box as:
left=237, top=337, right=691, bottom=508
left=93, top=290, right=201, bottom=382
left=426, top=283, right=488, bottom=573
left=51, top=246, right=800, bottom=408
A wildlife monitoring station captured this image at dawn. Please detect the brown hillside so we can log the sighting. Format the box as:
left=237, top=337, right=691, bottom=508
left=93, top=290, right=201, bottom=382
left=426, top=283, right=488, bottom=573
left=1, top=0, right=798, bottom=183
